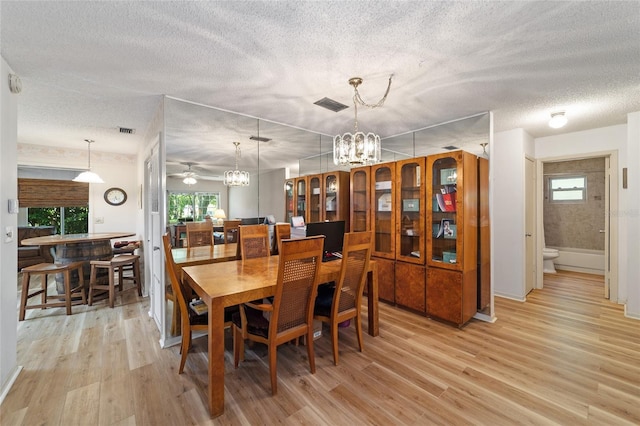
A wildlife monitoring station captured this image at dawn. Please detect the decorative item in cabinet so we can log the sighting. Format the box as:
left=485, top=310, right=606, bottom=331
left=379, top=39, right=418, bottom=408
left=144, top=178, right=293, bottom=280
left=426, top=267, right=477, bottom=326
left=284, top=179, right=294, bottom=224
left=294, top=176, right=307, bottom=222
left=309, top=175, right=322, bottom=224
left=395, top=157, right=426, bottom=264
left=323, top=171, right=350, bottom=229
left=350, top=166, right=371, bottom=232
left=395, top=262, right=426, bottom=313
left=371, top=161, right=396, bottom=259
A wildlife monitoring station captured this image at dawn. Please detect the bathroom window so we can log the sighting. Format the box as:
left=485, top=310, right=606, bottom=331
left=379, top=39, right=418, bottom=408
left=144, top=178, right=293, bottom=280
left=548, top=176, right=586, bottom=203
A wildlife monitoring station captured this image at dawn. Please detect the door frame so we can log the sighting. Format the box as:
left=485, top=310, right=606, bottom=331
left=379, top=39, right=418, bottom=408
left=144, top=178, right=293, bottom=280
left=535, top=150, right=618, bottom=302
left=524, top=156, right=536, bottom=295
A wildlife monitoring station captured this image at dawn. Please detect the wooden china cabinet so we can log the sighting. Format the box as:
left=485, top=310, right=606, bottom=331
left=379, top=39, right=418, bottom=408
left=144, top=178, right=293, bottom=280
left=294, top=176, right=307, bottom=220
left=308, top=175, right=322, bottom=224
left=349, top=166, right=371, bottom=233
left=284, top=179, right=294, bottom=224
left=323, top=171, right=350, bottom=229
left=426, top=150, right=479, bottom=326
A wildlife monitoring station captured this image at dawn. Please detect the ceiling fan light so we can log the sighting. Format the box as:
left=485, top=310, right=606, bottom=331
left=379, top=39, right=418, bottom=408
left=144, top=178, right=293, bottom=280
left=549, top=111, right=568, bottom=129
left=183, top=176, right=197, bottom=185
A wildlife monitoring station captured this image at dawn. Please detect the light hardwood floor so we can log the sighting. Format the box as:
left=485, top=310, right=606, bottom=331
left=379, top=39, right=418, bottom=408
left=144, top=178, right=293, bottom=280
left=2, top=270, right=639, bottom=425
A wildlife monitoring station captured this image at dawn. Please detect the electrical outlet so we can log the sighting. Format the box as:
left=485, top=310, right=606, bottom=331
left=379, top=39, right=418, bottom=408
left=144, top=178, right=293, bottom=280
left=5, top=226, right=14, bottom=243
left=95, top=217, right=105, bottom=224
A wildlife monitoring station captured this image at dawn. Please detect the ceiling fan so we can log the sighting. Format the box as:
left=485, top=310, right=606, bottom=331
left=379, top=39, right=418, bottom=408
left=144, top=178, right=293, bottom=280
left=167, top=162, right=221, bottom=184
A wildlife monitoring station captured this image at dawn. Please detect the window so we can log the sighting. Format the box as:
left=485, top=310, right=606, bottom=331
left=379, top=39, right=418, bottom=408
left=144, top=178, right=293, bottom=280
left=549, top=176, right=586, bottom=203
left=168, top=191, right=220, bottom=223
left=27, top=207, right=89, bottom=234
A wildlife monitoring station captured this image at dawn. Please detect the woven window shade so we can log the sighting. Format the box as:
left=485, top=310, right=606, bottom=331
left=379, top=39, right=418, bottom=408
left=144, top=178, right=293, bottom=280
left=18, top=178, right=89, bottom=208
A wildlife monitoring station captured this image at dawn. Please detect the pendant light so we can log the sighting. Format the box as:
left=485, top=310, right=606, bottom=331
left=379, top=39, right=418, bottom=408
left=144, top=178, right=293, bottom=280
left=333, top=75, right=393, bottom=166
left=73, top=139, right=104, bottom=183
left=223, top=142, right=250, bottom=187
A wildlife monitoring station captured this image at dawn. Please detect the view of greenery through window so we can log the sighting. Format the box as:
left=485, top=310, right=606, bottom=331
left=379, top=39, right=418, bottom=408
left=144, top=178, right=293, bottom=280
left=168, top=192, right=220, bottom=223
left=27, top=207, right=89, bottom=234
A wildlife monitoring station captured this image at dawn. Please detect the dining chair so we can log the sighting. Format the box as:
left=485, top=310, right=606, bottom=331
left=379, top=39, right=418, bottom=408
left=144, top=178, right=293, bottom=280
left=232, top=235, right=325, bottom=395
left=161, top=233, right=236, bottom=373
left=223, top=220, right=241, bottom=244
left=185, top=221, right=214, bottom=247
left=272, top=223, right=291, bottom=255
left=238, top=224, right=271, bottom=259
left=314, top=231, right=372, bottom=365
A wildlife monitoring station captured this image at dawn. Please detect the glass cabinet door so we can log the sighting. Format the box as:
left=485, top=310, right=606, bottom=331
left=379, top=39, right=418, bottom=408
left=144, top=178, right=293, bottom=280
left=309, top=175, right=321, bottom=223
left=427, top=153, right=460, bottom=269
left=396, top=157, right=425, bottom=264
left=324, top=173, right=338, bottom=222
left=284, top=179, right=294, bottom=224
left=350, top=166, right=370, bottom=232
left=295, top=177, right=307, bottom=221
left=371, top=162, right=395, bottom=259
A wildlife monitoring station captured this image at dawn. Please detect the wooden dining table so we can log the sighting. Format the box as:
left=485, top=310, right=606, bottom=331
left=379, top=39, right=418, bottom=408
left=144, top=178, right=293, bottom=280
left=182, top=255, right=378, bottom=417
left=171, top=243, right=239, bottom=271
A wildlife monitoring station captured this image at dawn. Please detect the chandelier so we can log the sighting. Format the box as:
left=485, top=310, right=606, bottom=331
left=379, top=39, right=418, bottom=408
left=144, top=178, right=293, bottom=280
left=224, top=142, right=250, bottom=186
left=333, top=75, right=393, bottom=166
left=73, top=139, right=104, bottom=183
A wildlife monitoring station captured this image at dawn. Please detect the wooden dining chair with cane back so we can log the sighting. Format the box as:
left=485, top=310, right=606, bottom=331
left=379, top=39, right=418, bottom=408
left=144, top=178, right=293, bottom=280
left=273, top=223, right=291, bottom=255
left=232, top=235, right=325, bottom=395
left=185, top=221, right=214, bottom=247
left=161, top=233, right=236, bottom=373
left=314, top=231, right=372, bottom=365
left=238, top=224, right=271, bottom=259
left=223, top=220, right=241, bottom=244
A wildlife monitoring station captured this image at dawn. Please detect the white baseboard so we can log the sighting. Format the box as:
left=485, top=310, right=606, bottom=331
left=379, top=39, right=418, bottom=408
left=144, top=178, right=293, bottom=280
left=0, top=365, right=23, bottom=405
left=494, top=293, right=526, bottom=302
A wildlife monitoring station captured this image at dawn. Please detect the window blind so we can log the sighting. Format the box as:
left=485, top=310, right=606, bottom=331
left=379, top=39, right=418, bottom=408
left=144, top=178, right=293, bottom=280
left=18, top=178, right=89, bottom=207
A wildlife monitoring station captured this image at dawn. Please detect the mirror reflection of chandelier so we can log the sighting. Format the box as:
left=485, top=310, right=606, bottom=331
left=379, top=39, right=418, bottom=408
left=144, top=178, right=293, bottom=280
left=333, top=75, right=393, bottom=166
left=224, top=142, right=250, bottom=187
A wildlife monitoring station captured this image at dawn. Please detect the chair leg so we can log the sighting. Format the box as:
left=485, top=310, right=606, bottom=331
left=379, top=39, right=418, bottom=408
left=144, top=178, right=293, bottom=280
left=108, top=266, right=115, bottom=308
left=331, top=319, right=340, bottom=366
left=19, top=272, right=31, bottom=321
left=118, top=266, right=124, bottom=291
left=63, top=269, right=72, bottom=315
left=233, top=325, right=243, bottom=368
left=355, top=313, right=364, bottom=353
left=77, top=265, right=87, bottom=305
left=134, top=259, right=142, bottom=296
left=269, top=343, right=278, bottom=395
left=307, top=329, right=316, bottom=374
left=88, top=265, right=97, bottom=306
left=41, top=273, right=48, bottom=306
left=178, top=330, right=191, bottom=374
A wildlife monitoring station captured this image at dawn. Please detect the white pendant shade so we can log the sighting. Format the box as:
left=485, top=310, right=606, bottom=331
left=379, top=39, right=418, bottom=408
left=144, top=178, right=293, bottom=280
left=73, top=170, right=104, bottom=183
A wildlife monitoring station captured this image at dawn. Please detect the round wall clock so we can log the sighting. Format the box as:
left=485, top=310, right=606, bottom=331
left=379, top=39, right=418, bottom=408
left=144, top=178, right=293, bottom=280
left=104, top=187, right=127, bottom=206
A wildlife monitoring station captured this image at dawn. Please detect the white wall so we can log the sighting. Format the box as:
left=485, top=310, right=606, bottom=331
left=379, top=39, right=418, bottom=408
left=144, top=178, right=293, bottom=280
left=492, top=129, right=529, bottom=300
left=259, top=169, right=286, bottom=222
left=17, top=144, right=138, bottom=237
left=624, top=112, right=640, bottom=319
left=0, top=57, right=19, bottom=402
left=228, top=173, right=259, bottom=219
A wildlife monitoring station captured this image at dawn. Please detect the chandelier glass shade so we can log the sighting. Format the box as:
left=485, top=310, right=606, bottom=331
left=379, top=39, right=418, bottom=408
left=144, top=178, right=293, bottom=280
left=333, top=75, right=392, bottom=166
left=224, top=142, right=250, bottom=187
left=73, top=139, right=104, bottom=183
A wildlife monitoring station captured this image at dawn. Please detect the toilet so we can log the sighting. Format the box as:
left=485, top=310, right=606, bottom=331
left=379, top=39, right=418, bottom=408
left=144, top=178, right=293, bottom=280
left=543, top=247, right=559, bottom=273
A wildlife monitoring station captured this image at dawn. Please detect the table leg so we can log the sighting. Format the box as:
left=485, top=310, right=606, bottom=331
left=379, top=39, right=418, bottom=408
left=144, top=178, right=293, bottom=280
left=366, top=263, right=379, bottom=337
left=208, top=297, right=225, bottom=417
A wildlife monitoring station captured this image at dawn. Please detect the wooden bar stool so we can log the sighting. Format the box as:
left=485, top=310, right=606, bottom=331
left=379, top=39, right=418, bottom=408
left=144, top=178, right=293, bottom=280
left=19, top=261, right=86, bottom=321
left=88, top=254, right=141, bottom=308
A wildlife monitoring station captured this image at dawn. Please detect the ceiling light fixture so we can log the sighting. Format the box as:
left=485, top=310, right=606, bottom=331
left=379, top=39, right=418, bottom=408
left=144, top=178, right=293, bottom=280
left=549, top=111, right=568, bottom=129
left=182, top=164, right=197, bottom=185
left=73, top=139, right=104, bottom=183
left=224, top=142, right=250, bottom=187
left=333, top=75, right=393, bottom=166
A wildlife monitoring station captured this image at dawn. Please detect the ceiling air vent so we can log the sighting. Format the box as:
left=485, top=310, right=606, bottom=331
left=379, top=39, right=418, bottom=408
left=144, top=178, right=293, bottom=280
left=250, top=136, right=271, bottom=142
left=119, top=127, right=136, bottom=134
left=443, top=145, right=458, bottom=151
left=314, top=97, right=349, bottom=113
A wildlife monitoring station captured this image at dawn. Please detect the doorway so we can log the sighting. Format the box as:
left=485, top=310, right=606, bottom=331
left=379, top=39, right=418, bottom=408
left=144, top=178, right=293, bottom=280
left=536, top=152, right=618, bottom=301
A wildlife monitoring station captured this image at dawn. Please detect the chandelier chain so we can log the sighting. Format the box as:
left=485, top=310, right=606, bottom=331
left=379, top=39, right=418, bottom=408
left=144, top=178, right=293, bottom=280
left=351, top=74, right=393, bottom=133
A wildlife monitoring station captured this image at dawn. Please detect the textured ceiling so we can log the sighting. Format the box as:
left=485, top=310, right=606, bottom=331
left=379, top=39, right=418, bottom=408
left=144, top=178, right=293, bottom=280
left=2, top=1, right=639, bottom=178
